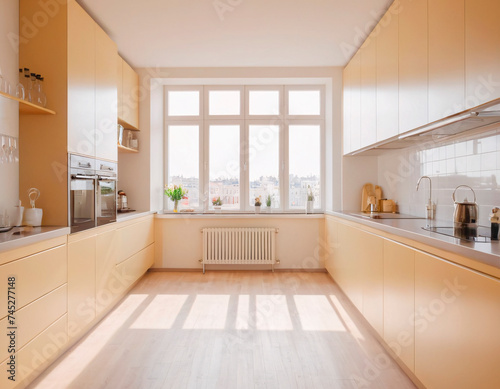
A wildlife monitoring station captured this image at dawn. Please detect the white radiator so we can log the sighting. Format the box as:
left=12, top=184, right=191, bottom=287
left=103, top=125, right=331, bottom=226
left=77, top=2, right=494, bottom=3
left=201, top=227, right=278, bottom=273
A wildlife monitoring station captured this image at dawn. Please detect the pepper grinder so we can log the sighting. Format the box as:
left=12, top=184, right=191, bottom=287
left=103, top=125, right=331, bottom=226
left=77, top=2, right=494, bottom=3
left=490, top=207, right=499, bottom=240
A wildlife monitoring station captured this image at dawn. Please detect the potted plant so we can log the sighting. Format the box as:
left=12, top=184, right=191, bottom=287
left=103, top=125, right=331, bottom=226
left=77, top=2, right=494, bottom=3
left=164, top=184, right=188, bottom=212
left=306, top=185, right=314, bottom=214
left=254, top=196, right=262, bottom=214
left=266, top=194, right=272, bottom=212
left=212, top=196, right=222, bottom=212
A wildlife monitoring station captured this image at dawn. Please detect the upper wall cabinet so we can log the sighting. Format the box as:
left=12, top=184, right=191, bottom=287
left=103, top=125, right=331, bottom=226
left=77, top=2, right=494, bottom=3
left=117, top=56, right=140, bottom=131
left=67, top=1, right=118, bottom=161
left=343, top=0, right=500, bottom=155
left=465, top=0, right=500, bottom=108
left=428, top=0, right=465, bottom=122
left=376, top=2, right=399, bottom=142
left=398, top=0, right=428, bottom=134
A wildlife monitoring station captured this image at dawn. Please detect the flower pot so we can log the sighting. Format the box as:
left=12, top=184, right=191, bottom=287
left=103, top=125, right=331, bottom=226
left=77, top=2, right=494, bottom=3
left=214, top=205, right=222, bottom=213
left=173, top=199, right=179, bottom=212
left=255, top=205, right=261, bottom=214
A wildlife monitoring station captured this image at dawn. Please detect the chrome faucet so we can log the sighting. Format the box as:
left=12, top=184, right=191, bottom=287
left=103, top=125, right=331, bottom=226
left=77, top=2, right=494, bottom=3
left=416, top=176, right=435, bottom=220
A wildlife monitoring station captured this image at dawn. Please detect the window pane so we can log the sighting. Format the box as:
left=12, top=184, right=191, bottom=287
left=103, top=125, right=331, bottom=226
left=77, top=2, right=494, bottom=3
left=249, top=125, right=280, bottom=208
left=288, top=90, right=321, bottom=115
left=167, top=125, right=199, bottom=210
left=289, top=125, right=320, bottom=209
left=249, top=91, right=280, bottom=116
left=209, top=125, right=240, bottom=209
left=167, top=91, right=200, bottom=116
left=209, top=90, right=240, bottom=115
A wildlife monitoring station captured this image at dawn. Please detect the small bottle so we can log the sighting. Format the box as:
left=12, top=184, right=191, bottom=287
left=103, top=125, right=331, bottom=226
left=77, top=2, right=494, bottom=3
left=490, top=207, right=499, bottom=241
left=16, top=69, right=25, bottom=100
left=39, top=76, right=47, bottom=107
left=25, top=74, right=33, bottom=102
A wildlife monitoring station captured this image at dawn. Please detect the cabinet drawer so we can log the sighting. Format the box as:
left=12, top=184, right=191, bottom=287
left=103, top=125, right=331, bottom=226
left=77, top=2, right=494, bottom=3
left=0, top=285, right=67, bottom=364
left=116, top=217, right=154, bottom=265
left=0, top=314, right=67, bottom=388
left=0, top=245, right=67, bottom=318
left=115, top=244, right=154, bottom=289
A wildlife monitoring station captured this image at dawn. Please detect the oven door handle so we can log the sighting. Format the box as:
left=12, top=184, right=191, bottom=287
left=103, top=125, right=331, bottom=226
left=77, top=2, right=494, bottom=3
left=98, top=176, right=118, bottom=181
left=71, top=174, right=98, bottom=180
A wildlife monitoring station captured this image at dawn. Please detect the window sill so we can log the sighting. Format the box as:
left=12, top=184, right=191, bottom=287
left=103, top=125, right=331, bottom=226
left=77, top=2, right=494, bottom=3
left=156, top=211, right=325, bottom=219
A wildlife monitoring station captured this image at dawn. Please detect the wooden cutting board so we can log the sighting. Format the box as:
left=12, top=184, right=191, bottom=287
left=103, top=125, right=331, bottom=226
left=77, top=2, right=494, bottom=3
left=375, top=185, right=383, bottom=211
left=361, top=183, right=375, bottom=212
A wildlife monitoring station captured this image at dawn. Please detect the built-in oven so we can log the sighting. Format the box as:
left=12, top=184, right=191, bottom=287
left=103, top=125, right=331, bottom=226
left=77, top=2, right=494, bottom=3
left=69, top=155, right=97, bottom=233
left=96, top=159, right=117, bottom=226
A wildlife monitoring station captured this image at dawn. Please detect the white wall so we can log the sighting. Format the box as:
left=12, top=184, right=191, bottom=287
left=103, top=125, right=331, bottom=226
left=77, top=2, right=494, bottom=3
left=0, top=1, right=20, bottom=219
left=125, top=66, right=343, bottom=213
left=377, top=126, right=500, bottom=225
left=154, top=216, right=326, bottom=270
left=342, top=155, right=379, bottom=211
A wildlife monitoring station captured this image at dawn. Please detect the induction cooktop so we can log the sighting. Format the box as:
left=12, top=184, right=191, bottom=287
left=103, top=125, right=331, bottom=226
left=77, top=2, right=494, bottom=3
left=422, top=225, right=494, bottom=243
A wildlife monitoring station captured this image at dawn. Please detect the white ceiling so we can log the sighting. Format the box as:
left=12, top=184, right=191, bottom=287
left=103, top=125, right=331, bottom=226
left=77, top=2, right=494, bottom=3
left=77, top=0, right=392, bottom=69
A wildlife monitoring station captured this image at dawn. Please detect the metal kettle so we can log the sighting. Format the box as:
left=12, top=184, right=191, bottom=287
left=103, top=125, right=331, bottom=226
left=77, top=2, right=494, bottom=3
left=452, top=185, right=478, bottom=227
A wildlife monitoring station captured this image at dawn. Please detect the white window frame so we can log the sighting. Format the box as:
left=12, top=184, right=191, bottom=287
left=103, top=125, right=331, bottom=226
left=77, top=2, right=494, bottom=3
left=163, top=120, right=204, bottom=211
left=204, top=85, right=245, bottom=120
left=164, top=84, right=325, bottom=213
left=165, top=85, right=203, bottom=121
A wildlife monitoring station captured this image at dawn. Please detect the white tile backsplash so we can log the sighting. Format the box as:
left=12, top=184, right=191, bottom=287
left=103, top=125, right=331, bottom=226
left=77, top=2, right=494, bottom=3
left=377, top=127, right=500, bottom=225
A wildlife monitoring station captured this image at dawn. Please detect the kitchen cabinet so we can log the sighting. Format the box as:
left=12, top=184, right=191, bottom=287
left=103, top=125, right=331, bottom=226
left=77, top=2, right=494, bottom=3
left=349, top=51, right=361, bottom=152
left=465, top=0, right=500, bottom=108
left=415, top=251, right=500, bottom=389
left=383, top=240, right=415, bottom=373
left=376, top=2, right=399, bottom=142
left=360, top=34, right=377, bottom=148
left=327, top=218, right=383, bottom=336
left=95, top=227, right=120, bottom=317
left=428, top=0, right=465, bottom=122
left=95, top=25, right=119, bottom=162
left=117, top=56, right=124, bottom=121
left=398, top=0, right=428, bottom=134
left=20, top=0, right=118, bottom=226
left=342, top=64, right=351, bottom=154
left=68, top=231, right=96, bottom=339
left=0, top=237, right=68, bottom=388
left=116, top=216, right=154, bottom=265
left=118, top=56, right=140, bottom=131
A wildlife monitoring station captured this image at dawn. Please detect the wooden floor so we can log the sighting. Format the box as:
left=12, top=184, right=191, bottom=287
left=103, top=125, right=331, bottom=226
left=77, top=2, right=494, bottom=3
left=28, top=272, right=416, bottom=389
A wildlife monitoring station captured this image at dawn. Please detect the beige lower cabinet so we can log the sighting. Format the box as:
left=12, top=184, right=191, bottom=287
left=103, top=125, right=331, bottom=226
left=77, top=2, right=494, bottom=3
left=67, top=232, right=96, bottom=339
left=383, top=240, right=415, bottom=373
left=415, top=251, right=500, bottom=388
left=0, top=237, right=68, bottom=388
left=326, top=218, right=384, bottom=336
left=95, top=227, right=120, bottom=317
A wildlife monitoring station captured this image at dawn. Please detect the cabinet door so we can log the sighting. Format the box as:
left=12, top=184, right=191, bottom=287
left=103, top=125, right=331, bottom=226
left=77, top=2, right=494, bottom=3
left=376, top=3, right=399, bottom=141
left=415, top=251, right=500, bottom=388
left=465, top=0, right=500, bottom=108
left=360, top=229, right=383, bottom=337
left=116, top=216, right=154, bottom=265
left=96, top=228, right=120, bottom=316
left=68, top=234, right=96, bottom=339
left=324, top=216, right=338, bottom=276
left=383, top=240, right=415, bottom=373
left=349, top=51, right=361, bottom=152
left=117, top=56, right=124, bottom=121
left=95, top=25, right=118, bottom=162
left=122, top=60, right=140, bottom=130
left=428, top=0, right=465, bottom=122
left=398, top=0, right=428, bottom=134
left=67, top=0, right=96, bottom=157
left=343, top=64, right=352, bottom=155
left=360, top=34, right=377, bottom=148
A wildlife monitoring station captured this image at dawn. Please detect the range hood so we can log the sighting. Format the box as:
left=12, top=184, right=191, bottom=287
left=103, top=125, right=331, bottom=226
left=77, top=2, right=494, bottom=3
left=349, top=98, right=500, bottom=155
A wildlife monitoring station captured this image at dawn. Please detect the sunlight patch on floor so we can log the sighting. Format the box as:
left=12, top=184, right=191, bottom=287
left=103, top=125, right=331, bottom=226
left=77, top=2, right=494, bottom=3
left=329, top=294, right=365, bottom=340
left=183, top=295, right=230, bottom=329
left=235, top=294, right=250, bottom=330
left=130, top=294, right=188, bottom=329
left=294, top=295, right=347, bottom=331
left=256, top=295, right=293, bottom=331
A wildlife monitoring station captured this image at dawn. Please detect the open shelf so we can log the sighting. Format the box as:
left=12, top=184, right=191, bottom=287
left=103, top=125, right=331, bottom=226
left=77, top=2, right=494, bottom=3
left=118, top=144, right=138, bottom=153
left=118, top=117, right=139, bottom=131
left=0, top=91, right=56, bottom=115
